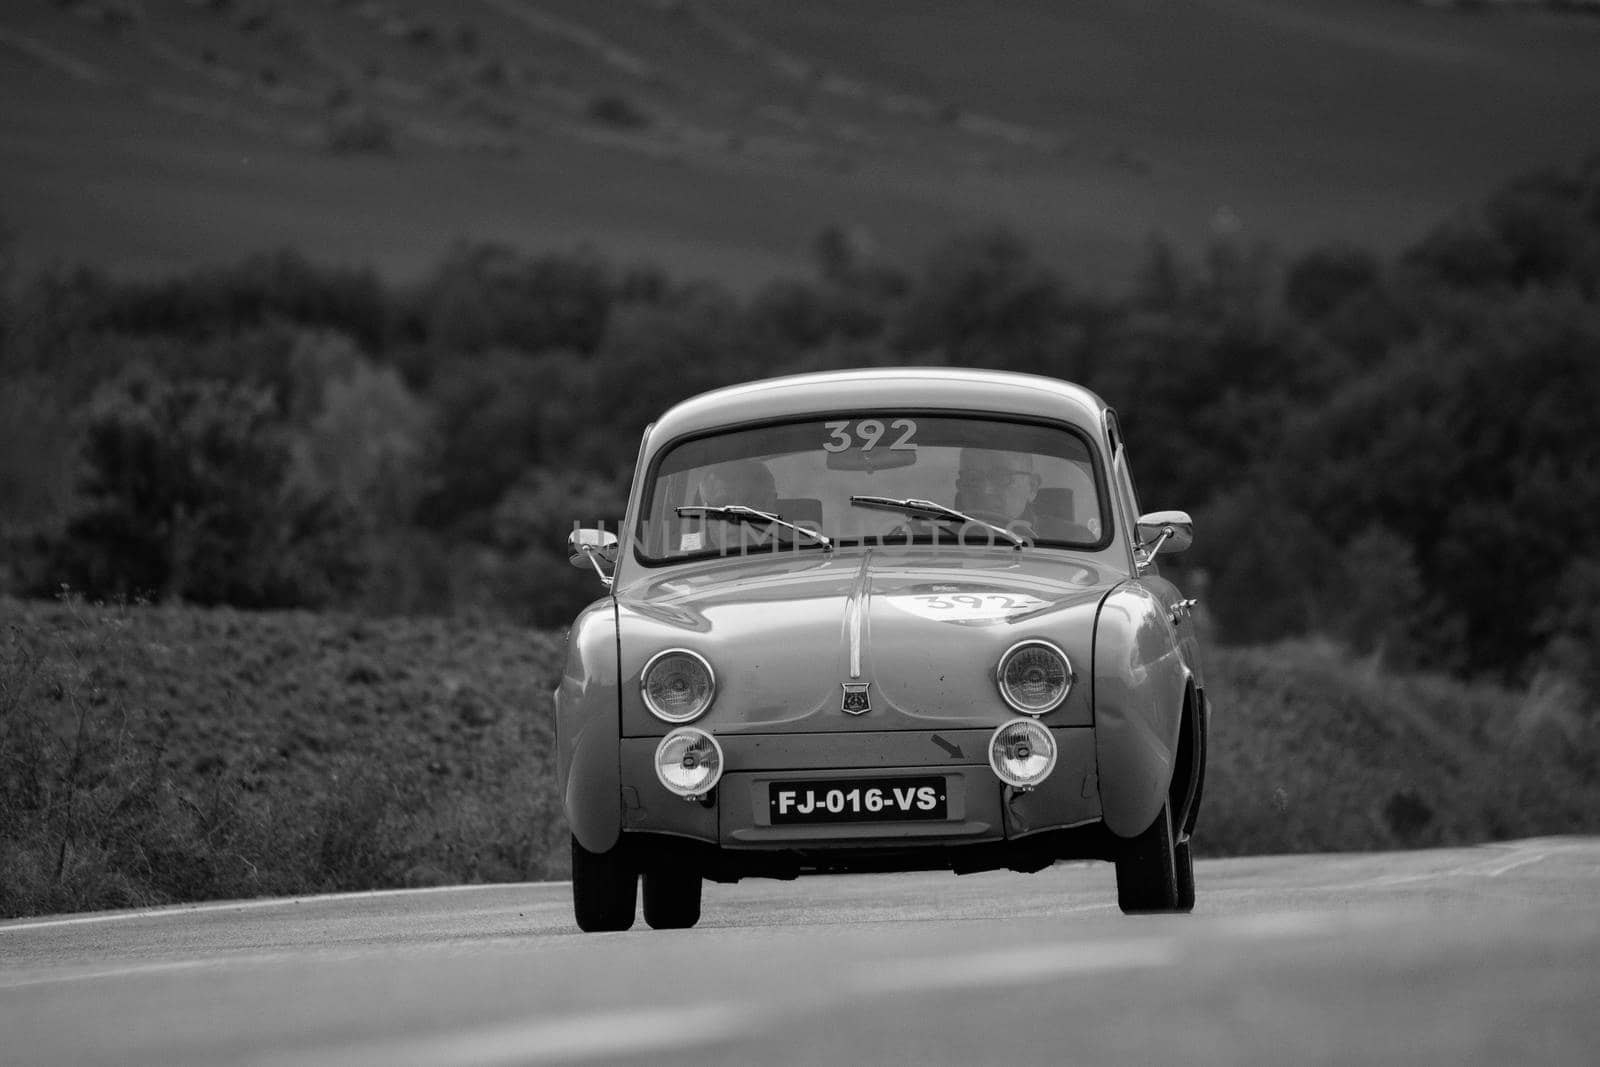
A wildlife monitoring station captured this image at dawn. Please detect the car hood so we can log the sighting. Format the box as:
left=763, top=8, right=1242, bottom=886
left=614, top=547, right=1120, bottom=732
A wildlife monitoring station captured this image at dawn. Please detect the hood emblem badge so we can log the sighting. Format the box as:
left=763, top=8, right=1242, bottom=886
left=841, top=682, right=872, bottom=715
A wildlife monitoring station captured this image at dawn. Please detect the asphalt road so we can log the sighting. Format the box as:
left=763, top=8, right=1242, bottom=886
left=3, top=838, right=1598, bottom=1066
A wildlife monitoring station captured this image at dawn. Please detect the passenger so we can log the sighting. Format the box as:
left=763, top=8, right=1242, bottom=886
left=955, top=448, right=1041, bottom=531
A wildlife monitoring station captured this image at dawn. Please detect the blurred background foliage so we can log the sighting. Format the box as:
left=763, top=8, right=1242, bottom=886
left=3, top=152, right=1599, bottom=694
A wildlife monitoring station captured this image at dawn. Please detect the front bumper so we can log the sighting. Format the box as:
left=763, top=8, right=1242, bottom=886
left=618, top=727, right=1101, bottom=850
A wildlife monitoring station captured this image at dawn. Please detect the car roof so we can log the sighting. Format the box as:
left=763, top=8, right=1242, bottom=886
left=645, top=368, right=1110, bottom=449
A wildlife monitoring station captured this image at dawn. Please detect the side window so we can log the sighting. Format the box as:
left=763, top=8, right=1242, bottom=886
left=1104, top=411, right=1143, bottom=559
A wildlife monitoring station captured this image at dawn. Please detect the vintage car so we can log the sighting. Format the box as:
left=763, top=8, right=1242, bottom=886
left=555, top=368, right=1209, bottom=931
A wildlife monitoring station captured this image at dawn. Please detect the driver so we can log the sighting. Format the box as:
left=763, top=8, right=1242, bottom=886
left=955, top=448, right=1040, bottom=531
left=688, top=459, right=778, bottom=552
left=697, top=459, right=778, bottom=512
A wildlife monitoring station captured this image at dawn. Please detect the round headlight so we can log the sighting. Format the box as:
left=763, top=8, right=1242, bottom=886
left=641, top=649, right=715, bottom=723
left=996, top=640, right=1072, bottom=714
left=988, top=718, right=1058, bottom=789
left=655, top=727, right=724, bottom=799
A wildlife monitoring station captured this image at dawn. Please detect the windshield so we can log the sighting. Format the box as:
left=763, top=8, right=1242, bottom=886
left=635, top=415, right=1109, bottom=562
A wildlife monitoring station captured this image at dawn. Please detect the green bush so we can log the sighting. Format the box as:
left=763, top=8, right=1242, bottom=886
left=0, top=376, right=78, bottom=537
left=289, top=351, right=432, bottom=522
left=46, top=373, right=362, bottom=607
left=1403, top=156, right=1600, bottom=296
left=587, top=93, right=650, bottom=129
left=88, top=250, right=391, bottom=351
left=411, top=242, right=617, bottom=355
left=324, top=108, right=396, bottom=155
left=891, top=228, right=1079, bottom=376
left=1277, top=290, right=1600, bottom=676
left=1284, top=242, right=1383, bottom=323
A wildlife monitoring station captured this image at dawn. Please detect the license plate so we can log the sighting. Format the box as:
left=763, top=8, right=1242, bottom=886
left=769, top=777, right=948, bottom=824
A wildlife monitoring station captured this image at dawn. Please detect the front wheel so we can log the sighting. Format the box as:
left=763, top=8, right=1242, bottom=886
left=1114, top=804, right=1182, bottom=914
left=643, top=867, right=702, bottom=930
left=571, top=835, right=637, bottom=932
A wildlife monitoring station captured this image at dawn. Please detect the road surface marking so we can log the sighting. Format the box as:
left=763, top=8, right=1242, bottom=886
left=0, top=957, right=237, bottom=990
left=1311, top=840, right=1586, bottom=894
left=1206, top=911, right=1337, bottom=937
left=1470, top=846, right=1559, bottom=878
left=854, top=936, right=1176, bottom=993
left=0, top=882, right=571, bottom=934
left=305, top=1003, right=753, bottom=1067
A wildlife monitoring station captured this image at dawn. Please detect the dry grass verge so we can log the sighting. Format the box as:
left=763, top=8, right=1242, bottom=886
left=1, top=595, right=569, bottom=919
left=1202, top=640, right=1600, bottom=855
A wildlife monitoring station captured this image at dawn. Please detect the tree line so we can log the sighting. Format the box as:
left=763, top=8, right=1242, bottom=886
left=2, top=153, right=1598, bottom=696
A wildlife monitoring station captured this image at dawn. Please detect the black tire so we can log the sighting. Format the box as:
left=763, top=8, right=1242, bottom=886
left=1115, top=804, right=1181, bottom=914
left=642, top=867, right=702, bottom=930
left=1174, top=838, right=1196, bottom=914
left=571, top=835, right=637, bottom=932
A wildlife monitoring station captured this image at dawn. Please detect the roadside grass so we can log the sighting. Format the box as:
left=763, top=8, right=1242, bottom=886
left=3, top=598, right=1596, bottom=919
left=1203, top=640, right=1600, bottom=855
left=0, top=595, right=570, bottom=919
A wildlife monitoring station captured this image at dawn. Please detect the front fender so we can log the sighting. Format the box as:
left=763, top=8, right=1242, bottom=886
left=1094, top=583, right=1189, bottom=838
left=553, top=600, right=622, bottom=853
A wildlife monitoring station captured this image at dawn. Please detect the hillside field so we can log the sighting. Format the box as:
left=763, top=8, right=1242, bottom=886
left=4, top=595, right=1597, bottom=920
left=4, top=0, right=1600, bottom=288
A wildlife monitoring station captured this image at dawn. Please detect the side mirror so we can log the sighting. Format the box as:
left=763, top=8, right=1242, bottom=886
left=1136, top=511, right=1193, bottom=561
left=568, top=528, right=619, bottom=586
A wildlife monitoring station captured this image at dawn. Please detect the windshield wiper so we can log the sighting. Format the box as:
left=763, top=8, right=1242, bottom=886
left=848, top=495, right=1027, bottom=549
left=675, top=504, right=833, bottom=551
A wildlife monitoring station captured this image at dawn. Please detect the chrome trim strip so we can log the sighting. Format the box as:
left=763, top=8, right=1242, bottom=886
left=848, top=550, right=873, bottom=679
